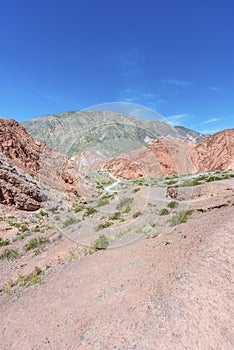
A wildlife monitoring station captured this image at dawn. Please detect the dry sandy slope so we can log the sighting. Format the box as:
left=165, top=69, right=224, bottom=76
left=0, top=190, right=233, bottom=349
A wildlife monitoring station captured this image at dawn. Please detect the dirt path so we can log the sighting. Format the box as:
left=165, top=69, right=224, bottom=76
left=0, top=202, right=233, bottom=349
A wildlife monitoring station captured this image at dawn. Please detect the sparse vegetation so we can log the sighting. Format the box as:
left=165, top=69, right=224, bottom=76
left=0, top=249, right=19, bottom=260
left=95, top=221, right=114, bottom=231
left=33, top=249, right=42, bottom=257
left=96, top=198, right=110, bottom=207
left=0, top=238, right=10, bottom=246
left=133, top=211, right=142, bottom=218
left=1, top=279, right=14, bottom=295
left=17, top=266, right=42, bottom=287
left=82, top=207, right=97, bottom=219
left=71, top=203, right=85, bottom=213
left=117, top=197, right=133, bottom=211
left=35, top=209, right=48, bottom=218
left=167, top=201, right=179, bottom=208
left=159, top=208, right=170, bottom=216
left=109, top=212, right=121, bottom=220
left=92, top=235, right=110, bottom=250
left=67, top=252, right=79, bottom=262
left=24, top=237, right=49, bottom=252
left=169, top=210, right=193, bottom=226
left=63, top=217, right=79, bottom=228
left=132, top=187, right=140, bottom=193
left=122, top=205, right=131, bottom=214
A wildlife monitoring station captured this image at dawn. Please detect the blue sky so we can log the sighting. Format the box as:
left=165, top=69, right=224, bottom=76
left=0, top=0, right=233, bottom=133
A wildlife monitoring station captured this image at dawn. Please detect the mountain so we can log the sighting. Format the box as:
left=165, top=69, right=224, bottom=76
left=22, top=111, right=206, bottom=158
left=0, top=118, right=86, bottom=210
left=92, top=129, right=234, bottom=178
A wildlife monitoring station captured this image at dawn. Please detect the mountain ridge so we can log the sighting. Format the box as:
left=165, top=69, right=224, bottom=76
left=22, top=110, right=206, bottom=158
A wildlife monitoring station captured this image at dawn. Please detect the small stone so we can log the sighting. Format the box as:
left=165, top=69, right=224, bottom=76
left=165, top=240, right=173, bottom=245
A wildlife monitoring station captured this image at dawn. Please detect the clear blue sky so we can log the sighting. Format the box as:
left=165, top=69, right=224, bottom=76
left=0, top=0, right=233, bottom=133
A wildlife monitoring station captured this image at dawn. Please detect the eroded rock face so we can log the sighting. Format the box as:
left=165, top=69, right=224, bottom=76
left=192, top=128, right=234, bottom=172
left=0, top=153, right=43, bottom=211
left=0, top=118, right=83, bottom=197
left=92, top=129, right=234, bottom=179
left=0, top=118, right=45, bottom=174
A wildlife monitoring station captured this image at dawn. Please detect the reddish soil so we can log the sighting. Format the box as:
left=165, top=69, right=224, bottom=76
left=0, top=181, right=233, bottom=350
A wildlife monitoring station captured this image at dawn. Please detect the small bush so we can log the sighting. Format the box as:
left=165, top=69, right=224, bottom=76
left=169, top=210, right=193, bottom=226
left=24, top=237, right=49, bottom=252
left=20, top=224, right=29, bottom=233
left=96, top=198, right=109, bottom=207
left=0, top=238, right=10, bottom=247
left=133, top=211, right=142, bottom=218
left=6, top=217, right=17, bottom=226
left=71, top=203, right=85, bottom=213
left=33, top=249, right=41, bottom=257
left=132, top=187, right=140, bottom=193
left=117, top=197, right=132, bottom=211
left=82, top=207, right=97, bottom=219
left=95, top=221, right=114, bottom=231
left=17, top=267, right=42, bottom=287
left=167, top=201, right=178, bottom=208
left=67, top=252, right=79, bottom=262
left=35, top=209, right=48, bottom=218
left=54, top=215, right=60, bottom=221
left=63, top=217, right=78, bottom=228
left=1, top=279, right=14, bottom=295
left=122, top=206, right=131, bottom=214
left=109, top=212, right=121, bottom=220
left=159, top=208, right=170, bottom=216
left=92, top=235, right=110, bottom=250
left=0, top=249, right=19, bottom=260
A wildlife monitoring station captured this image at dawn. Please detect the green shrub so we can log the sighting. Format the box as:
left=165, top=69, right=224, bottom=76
left=96, top=198, right=109, bottom=207
left=167, top=201, right=178, bottom=208
left=159, top=208, right=170, bottom=216
left=0, top=238, right=10, bottom=247
left=17, top=267, right=42, bottom=287
left=24, top=237, right=49, bottom=252
left=117, top=197, right=132, bottom=211
left=122, top=206, right=131, bottom=214
left=63, top=217, right=78, bottom=228
left=169, top=210, right=193, bottom=226
left=35, top=209, right=48, bottom=218
left=95, top=221, right=114, bottom=231
left=82, top=207, right=97, bottom=219
left=109, top=212, right=121, bottom=220
left=133, top=211, right=142, bottom=218
left=0, top=249, right=19, bottom=260
left=132, top=187, right=140, bottom=193
left=71, top=203, right=85, bottom=213
left=92, top=235, right=110, bottom=250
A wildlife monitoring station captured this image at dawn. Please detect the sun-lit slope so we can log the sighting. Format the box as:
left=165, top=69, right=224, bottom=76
left=22, top=111, right=205, bottom=158
left=91, top=129, right=234, bottom=178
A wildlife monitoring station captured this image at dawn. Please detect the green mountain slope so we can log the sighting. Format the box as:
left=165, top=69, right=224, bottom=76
left=22, top=111, right=206, bottom=158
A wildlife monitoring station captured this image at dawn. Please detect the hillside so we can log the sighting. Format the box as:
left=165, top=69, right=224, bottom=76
left=22, top=111, right=206, bottom=158
left=0, top=118, right=86, bottom=206
left=92, top=129, right=234, bottom=178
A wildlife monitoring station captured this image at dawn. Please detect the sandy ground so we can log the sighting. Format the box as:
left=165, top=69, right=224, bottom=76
left=0, top=181, right=233, bottom=350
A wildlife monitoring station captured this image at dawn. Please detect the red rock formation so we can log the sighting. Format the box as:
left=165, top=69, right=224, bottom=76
left=0, top=118, right=82, bottom=202
left=93, top=129, right=234, bottom=179
left=192, top=128, right=234, bottom=172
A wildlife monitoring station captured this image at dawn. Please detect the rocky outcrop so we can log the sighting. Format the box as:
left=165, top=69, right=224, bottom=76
left=0, top=118, right=83, bottom=197
left=192, top=128, right=234, bottom=172
left=0, top=118, right=45, bottom=174
left=93, top=129, right=234, bottom=179
left=0, top=153, right=43, bottom=210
